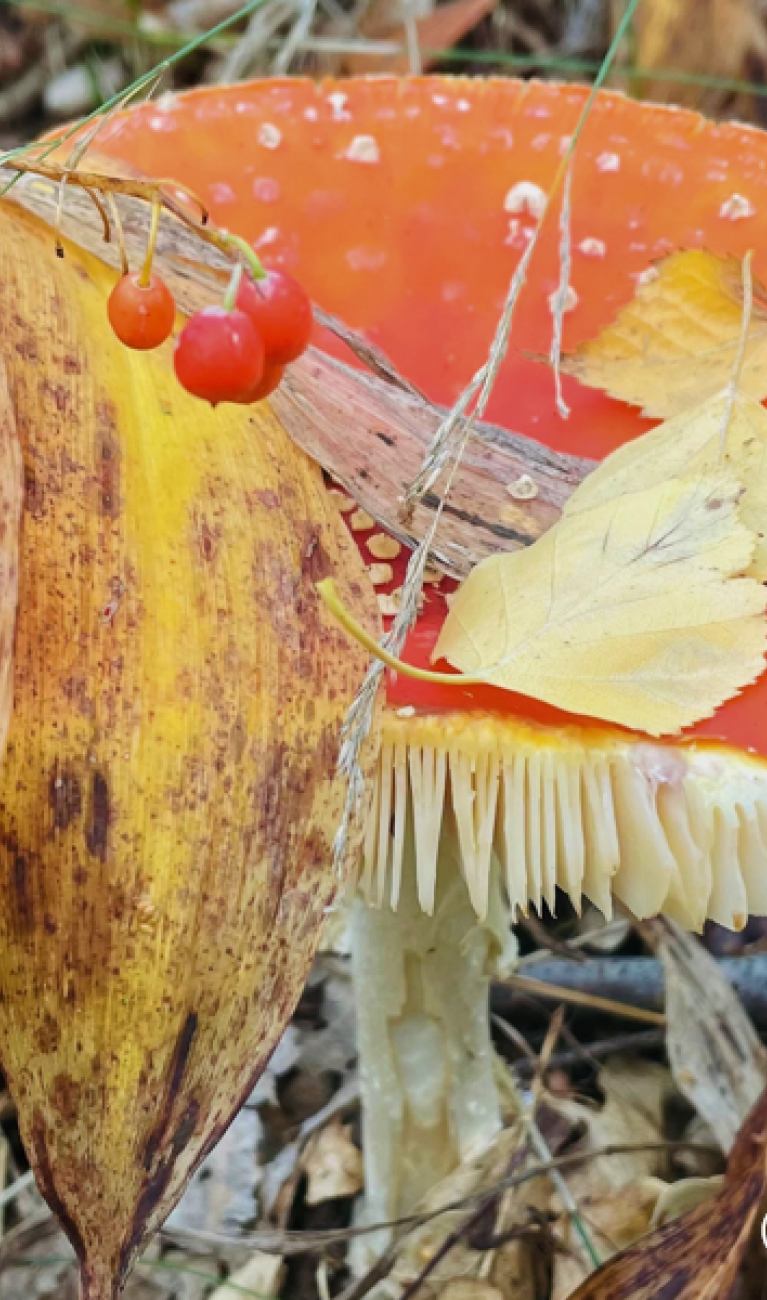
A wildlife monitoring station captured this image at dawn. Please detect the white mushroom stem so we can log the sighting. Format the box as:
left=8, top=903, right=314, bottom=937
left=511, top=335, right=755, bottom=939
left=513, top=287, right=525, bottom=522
left=350, top=825, right=515, bottom=1263
left=347, top=708, right=767, bottom=1267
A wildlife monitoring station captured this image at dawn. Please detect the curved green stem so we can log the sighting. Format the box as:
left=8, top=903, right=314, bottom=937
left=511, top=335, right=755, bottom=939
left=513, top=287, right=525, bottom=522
left=316, top=578, right=482, bottom=685
left=138, top=198, right=161, bottom=287
left=216, top=231, right=267, bottom=283
left=223, top=262, right=244, bottom=312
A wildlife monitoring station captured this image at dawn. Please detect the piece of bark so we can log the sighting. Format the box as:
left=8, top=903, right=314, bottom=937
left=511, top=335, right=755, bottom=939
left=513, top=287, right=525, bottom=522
left=6, top=167, right=593, bottom=578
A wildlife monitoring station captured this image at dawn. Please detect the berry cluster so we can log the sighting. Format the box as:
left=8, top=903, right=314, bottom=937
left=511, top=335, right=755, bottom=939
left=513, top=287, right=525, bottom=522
left=107, top=234, right=312, bottom=406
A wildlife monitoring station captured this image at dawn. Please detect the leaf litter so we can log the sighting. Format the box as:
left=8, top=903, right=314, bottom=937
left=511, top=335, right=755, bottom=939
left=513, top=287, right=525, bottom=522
left=3, top=46, right=767, bottom=1300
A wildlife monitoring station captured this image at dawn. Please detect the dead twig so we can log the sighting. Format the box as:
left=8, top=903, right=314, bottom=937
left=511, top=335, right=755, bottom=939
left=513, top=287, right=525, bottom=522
left=506, top=973, right=667, bottom=1027
left=162, top=1140, right=718, bottom=1266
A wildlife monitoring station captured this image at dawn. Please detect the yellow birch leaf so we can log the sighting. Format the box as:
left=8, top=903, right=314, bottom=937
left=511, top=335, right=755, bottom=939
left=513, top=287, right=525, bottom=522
left=565, top=390, right=767, bottom=580
left=433, top=474, right=766, bottom=736
left=561, top=250, right=767, bottom=417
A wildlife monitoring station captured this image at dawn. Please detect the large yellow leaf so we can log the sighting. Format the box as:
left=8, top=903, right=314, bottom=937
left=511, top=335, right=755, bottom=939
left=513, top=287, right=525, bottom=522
left=566, top=390, right=767, bottom=580
left=433, top=474, right=766, bottom=736
left=561, top=250, right=767, bottom=417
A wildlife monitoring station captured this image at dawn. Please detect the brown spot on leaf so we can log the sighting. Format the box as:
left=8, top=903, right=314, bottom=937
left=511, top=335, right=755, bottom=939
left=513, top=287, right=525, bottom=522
left=192, top=512, right=221, bottom=564
left=29, top=1112, right=87, bottom=1266
left=50, top=1073, right=80, bottom=1125
left=7, top=841, right=32, bottom=930
left=252, top=488, right=280, bottom=511
left=302, top=530, right=331, bottom=583
left=142, top=1011, right=199, bottom=1171
left=86, top=772, right=110, bottom=861
left=119, top=1097, right=200, bottom=1286
left=96, top=402, right=121, bottom=518
left=24, top=466, right=44, bottom=521
left=49, top=767, right=82, bottom=831
left=36, top=1013, right=60, bottom=1053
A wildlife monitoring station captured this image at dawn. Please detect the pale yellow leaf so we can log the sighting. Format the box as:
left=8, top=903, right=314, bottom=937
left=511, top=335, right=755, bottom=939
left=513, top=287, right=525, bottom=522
left=302, top=1120, right=364, bottom=1205
left=565, top=390, right=767, bottom=580
left=562, top=250, right=767, bottom=417
left=434, top=475, right=766, bottom=736
left=650, top=1177, right=723, bottom=1229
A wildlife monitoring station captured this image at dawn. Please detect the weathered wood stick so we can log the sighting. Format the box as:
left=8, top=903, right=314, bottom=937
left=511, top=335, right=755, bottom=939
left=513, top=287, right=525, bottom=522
left=5, top=166, right=593, bottom=577
left=492, top=955, right=767, bottom=1026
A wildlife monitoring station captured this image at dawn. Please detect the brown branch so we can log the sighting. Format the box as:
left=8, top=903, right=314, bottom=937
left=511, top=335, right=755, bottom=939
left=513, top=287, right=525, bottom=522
left=4, top=168, right=594, bottom=578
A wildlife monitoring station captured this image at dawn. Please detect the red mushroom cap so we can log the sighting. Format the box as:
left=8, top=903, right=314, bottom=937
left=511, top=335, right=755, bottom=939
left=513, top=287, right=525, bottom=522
left=99, top=75, right=767, bottom=757
left=97, top=77, right=767, bottom=928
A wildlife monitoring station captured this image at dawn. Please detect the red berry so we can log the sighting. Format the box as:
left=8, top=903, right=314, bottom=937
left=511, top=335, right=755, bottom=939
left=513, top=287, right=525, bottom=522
left=174, top=306, right=264, bottom=406
left=107, top=273, right=175, bottom=350
left=236, top=268, right=312, bottom=364
left=236, top=358, right=285, bottom=404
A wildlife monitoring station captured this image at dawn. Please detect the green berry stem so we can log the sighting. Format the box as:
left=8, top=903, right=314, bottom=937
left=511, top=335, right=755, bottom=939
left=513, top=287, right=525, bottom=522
left=139, top=199, right=162, bottom=288
left=217, top=232, right=267, bottom=283
left=223, top=262, right=244, bottom=312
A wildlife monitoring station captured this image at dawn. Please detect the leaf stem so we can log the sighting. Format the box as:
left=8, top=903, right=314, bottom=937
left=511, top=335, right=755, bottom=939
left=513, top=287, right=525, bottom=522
left=316, top=579, right=480, bottom=685
left=138, top=198, right=161, bottom=288
left=223, top=262, right=244, bottom=312
left=211, top=231, right=267, bottom=282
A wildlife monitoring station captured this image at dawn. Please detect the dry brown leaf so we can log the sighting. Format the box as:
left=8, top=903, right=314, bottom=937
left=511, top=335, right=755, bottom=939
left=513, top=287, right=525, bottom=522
left=648, top=919, right=767, bottom=1151
left=383, top=1123, right=544, bottom=1299
left=553, top=1179, right=668, bottom=1300
left=435, top=473, right=767, bottom=736
left=561, top=250, right=767, bottom=418
left=551, top=1060, right=671, bottom=1194
left=438, top=1284, right=504, bottom=1300
left=565, top=1084, right=767, bottom=1300
left=210, top=1253, right=284, bottom=1300
left=550, top=1059, right=670, bottom=1299
left=613, top=0, right=767, bottom=115
left=302, top=1120, right=364, bottom=1206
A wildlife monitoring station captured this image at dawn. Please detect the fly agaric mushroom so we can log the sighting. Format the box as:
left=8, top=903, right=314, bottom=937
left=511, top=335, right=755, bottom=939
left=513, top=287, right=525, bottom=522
left=73, top=77, right=767, bottom=1240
